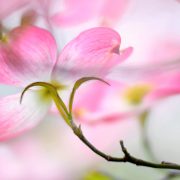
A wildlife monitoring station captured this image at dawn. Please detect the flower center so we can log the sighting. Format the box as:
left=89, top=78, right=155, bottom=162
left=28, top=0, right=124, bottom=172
left=123, top=84, right=152, bottom=105
left=37, top=81, right=67, bottom=103
left=0, top=33, right=8, bottom=43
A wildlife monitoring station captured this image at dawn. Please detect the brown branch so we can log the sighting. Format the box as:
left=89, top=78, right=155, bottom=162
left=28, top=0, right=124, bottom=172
left=71, top=121, right=180, bottom=170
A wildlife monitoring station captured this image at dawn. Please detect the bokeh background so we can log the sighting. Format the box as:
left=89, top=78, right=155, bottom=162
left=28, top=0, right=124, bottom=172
left=0, top=0, right=180, bottom=179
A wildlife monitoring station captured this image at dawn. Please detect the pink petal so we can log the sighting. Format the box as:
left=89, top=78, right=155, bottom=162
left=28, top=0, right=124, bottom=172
left=0, top=26, right=57, bottom=87
left=0, top=92, right=50, bottom=141
left=119, top=46, right=133, bottom=62
left=145, top=73, right=180, bottom=103
left=77, top=111, right=135, bottom=126
left=52, top=27, right=132, bottom=82
left=145, top=87, right=180, bottom=104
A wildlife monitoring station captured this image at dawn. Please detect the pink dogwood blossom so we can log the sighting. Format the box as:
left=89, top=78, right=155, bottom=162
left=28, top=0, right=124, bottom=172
left=0, top=25, right=132, bottom=140
left=72, top=73, right=180, bottom=125
left=72, top=80, right=136, bottom=125
left=72, top=39, right=180, bottom=125
left=0, top=0, right=129, bottom=29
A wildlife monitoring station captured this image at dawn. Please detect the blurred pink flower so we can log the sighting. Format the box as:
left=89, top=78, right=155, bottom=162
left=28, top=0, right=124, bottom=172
left=0, top=0, right=30, bottom=19
left=71, top=80, right=133, bottom=125
left=0, top=0, right=129, bottom=29
left=0, top=25, right=132, bottom=140
left=72, top=39, right=180, bottom=125
left=72, top=74, right=180, bottom=125
left=126, top=39, right=180, bottom=103
left=52, top=0, right=130, bottom=27
left=0, top=0, right=53, bottom=29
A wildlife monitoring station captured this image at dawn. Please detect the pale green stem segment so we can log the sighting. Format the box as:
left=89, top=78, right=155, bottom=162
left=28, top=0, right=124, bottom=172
left=20, top=81, right=71, bottom=126
left=139, top=111, right=158, bottom=162
left=0, top=23, right=3, bottom=39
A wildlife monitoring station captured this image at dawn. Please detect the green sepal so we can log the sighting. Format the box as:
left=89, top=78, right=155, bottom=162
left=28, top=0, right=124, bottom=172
left=69, top=77, right=110, bottom=115
left=20, top=81, right=71, bottom=126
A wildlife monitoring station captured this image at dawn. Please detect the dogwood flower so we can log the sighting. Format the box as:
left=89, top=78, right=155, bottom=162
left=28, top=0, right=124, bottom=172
left=72, top=72, right=180, bottom=125
left=1, top=0, right=129, bottom=30
left=72, top=39, right=180, bottom=125
left=0, top=25, right=132, bottom=140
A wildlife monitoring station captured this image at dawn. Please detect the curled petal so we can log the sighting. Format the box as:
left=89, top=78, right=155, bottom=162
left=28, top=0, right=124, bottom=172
left=0, top=92, right=50, bottom=141
left=0, top=26, right=57, bottom=87
left=52, top=27, right=132, bottom=82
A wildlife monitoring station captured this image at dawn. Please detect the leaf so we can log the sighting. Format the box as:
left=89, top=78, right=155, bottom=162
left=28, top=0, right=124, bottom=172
left=69, top=77, right=110, bottom=115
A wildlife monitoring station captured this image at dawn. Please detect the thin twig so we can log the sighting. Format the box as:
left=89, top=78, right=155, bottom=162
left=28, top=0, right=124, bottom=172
left=71, top=121, right=180, bottom=170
